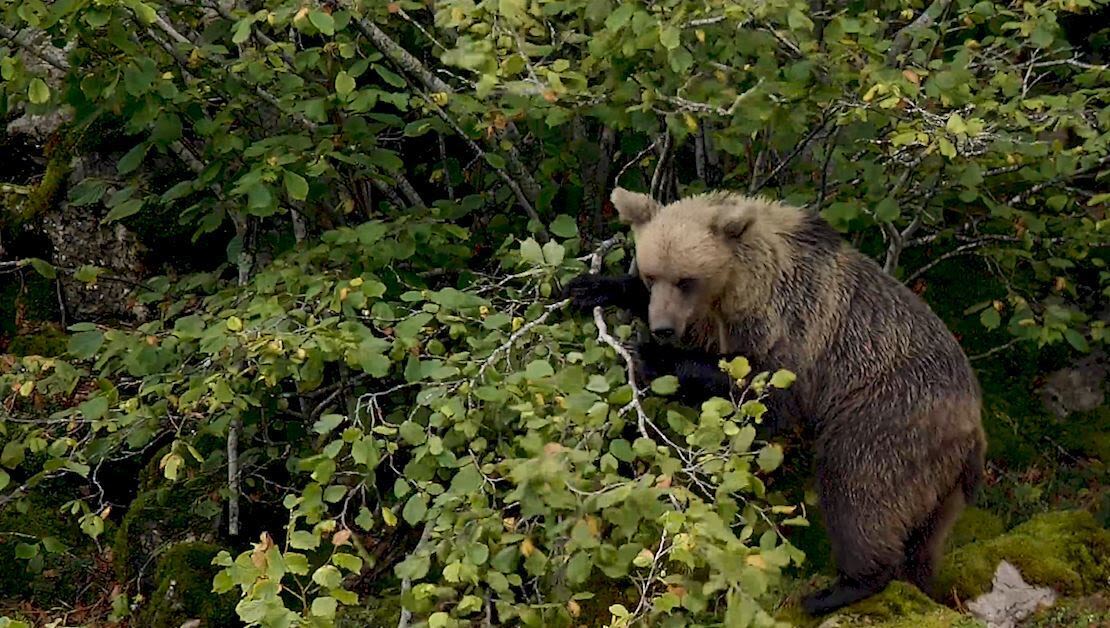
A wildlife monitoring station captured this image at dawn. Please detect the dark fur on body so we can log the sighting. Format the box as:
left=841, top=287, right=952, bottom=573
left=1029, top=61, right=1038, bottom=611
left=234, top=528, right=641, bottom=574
left=565, top=188, right=987, bottom=615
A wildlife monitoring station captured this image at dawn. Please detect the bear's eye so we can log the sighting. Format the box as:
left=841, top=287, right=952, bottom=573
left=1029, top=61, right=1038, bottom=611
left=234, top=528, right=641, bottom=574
left=675, top=277, right=696, bottom=293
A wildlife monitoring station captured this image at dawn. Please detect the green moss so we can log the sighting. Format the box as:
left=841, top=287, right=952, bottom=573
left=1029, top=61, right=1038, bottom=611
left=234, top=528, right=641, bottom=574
left=21, top=152, right=70, bottom=222
left=7, top=325, right=67, bottom=357
left=336, top=593, right=404, bottom=627
left=0, top=488, right=95, bottom=606
left=138, top=542, right=238, bottom=628
left=937, top=510, right=1110, bottom=600
left=1025, top=593, right=1110, bottom=627
left=113, top=481, right=218, bottom=582
left=776, top=581, right=983, bottom=628
left=945, top=507, right=1005, bottom=552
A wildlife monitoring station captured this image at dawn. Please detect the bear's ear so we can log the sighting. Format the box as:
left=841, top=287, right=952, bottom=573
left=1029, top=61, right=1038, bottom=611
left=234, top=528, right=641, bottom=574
left=710, top=207, right=755, bottom=243
left=611, top=187, right=660, bottom=226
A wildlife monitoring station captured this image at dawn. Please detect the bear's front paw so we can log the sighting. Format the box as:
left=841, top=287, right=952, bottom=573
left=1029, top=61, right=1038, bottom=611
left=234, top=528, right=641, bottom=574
left=562, top=274, right=614, bottom=310
left=631, top=342, right=673, bottom=386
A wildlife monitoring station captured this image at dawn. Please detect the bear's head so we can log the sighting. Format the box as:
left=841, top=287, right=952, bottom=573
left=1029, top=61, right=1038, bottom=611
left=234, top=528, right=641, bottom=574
left=611, top=187, right=801, bottom=344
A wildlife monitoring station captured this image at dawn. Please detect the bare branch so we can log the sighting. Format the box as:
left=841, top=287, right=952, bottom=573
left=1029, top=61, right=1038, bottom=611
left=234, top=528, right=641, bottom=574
left=423, top=94, right=546, bottom=238
left=903, top=239, right=992, bottom=284
left=751, top=109, right=837, bottom=193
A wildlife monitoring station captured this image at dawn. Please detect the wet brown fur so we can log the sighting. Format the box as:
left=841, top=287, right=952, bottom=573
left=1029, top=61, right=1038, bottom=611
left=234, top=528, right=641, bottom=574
left=614, top=187, right=987, bottom=613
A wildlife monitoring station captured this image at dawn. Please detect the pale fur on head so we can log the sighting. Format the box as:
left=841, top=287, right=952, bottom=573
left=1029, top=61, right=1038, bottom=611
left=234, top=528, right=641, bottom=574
left=610, top=187, right=804, bottom=349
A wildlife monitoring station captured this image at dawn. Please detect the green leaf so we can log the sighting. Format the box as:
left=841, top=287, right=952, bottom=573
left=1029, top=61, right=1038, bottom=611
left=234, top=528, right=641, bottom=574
left=68, top=330, right=104, bottom=359
left=610, top=439, right=634, bottom=462
left=402, top=493, right=428, bottom=524
left=542, top=240, right=565, bottom=266
left=117, top=143, right=148, bottom=175
left=0, top=469, right=9, bottom=492
left=41, top=536, right=65, bottom=554
left=313, top=414, right=344, bottom=434
left=946, top=113, right=967, bottom=135
left=308, top=10, right=335, bottom=35
left=283, top=170, right=309, bottom=201
left=313, top=564, right=343, bottom=588
left=68, top=179, right=109, bottom=206
left=126, top=0, right=157, bottom=24
left=519, top=238, right=544, bottom=265
left=722, top=356, right=751, bottom=381
left=980, top=307, right=1001, bottom=330
left=733, top=425, right=757, bottom=453
left=232, top=18, right=252, bottom=44
left=73, top=265, right=102, bottom=284
left=335, top=71, right=356, bottom=97
left=1063, top=329, right=1089, bottom=352
left=549, top=214, right=579, bottom=238
left=14, top=543, right=39, bottom=560
left=333, top=553, right=363, bottom=573
left=525, top=360, right=554, bottom=379
left=660, top=26, right=681, bottom=50
left=874, top=197, right=900, bottom=222
left=374, top=65, right=407, bottom=88
left=398, top=421, right=426, bottom=445
left=103, top=198, right=143, bottom=223
left=311, top=596, right=338, bottom=618
left=606, top=3, right=634, bottom=30
left=449, top=464, right=484, bottom=494
left=173, top=315, right=205, bottom=337
left=650, top=375, right=679, bottom=395
left=769, top=370, right=796, bottom=389
left=78, top=396, right=109, bottom=420
left=248, top=183, right=273, bottom=210
left=80, top=513, right=104, bottom=540
left=151, top=113, right=183, bottom=144
left=757, top=444, right=783, bottom=472
left=28, top=78, right=50, bottom=104
left=483, top=152, right=507, bottom=169
left=26, top=258, right=56, bottom=279
left=290, top=530, right=321, bottom=550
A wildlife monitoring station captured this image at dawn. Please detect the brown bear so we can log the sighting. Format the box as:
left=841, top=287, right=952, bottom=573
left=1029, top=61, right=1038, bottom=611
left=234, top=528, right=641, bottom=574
left=565, top=187, right=986, bottom=615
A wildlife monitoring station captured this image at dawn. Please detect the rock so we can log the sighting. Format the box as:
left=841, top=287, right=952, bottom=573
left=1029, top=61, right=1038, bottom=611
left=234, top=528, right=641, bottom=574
left=1038, top=350, right=1107, bottom=418
left=966, top=561, right=1056, bottom=628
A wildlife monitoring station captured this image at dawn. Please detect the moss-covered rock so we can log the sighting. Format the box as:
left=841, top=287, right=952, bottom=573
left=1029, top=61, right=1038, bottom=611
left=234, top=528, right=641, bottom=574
left=1024, top=592, right=1110, bottom=627
left=776, top=581, right=985, bottom=628
left=945, top=507, right=1006, bottom=552
left=0, top=488, right=101, bottom=607
left=112, top=480, right=220, bottom=583
left=937, top=510, right=1110, bottom=600
left=7, top=324, right=67, bottom=357
left=138, top=542, right=238, bottom=628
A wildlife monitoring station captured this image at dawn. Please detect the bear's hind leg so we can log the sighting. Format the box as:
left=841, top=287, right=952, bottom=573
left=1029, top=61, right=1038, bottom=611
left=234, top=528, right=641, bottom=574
left=802, top=574, right=891, bottom=616
left=802, top=505, right=903, bottom=615
left=901, top=483, right=966, bottom=596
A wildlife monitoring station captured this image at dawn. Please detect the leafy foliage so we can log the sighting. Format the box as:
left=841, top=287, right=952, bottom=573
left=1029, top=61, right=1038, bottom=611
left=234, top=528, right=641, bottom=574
left=1, top=0, right=1108, bottom=626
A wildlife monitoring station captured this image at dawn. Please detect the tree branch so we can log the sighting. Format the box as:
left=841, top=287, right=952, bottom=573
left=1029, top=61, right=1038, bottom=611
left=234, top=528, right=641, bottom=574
left=0, top=24, right=69, bottom=71
left=885, top=0, right=953, bottom=66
